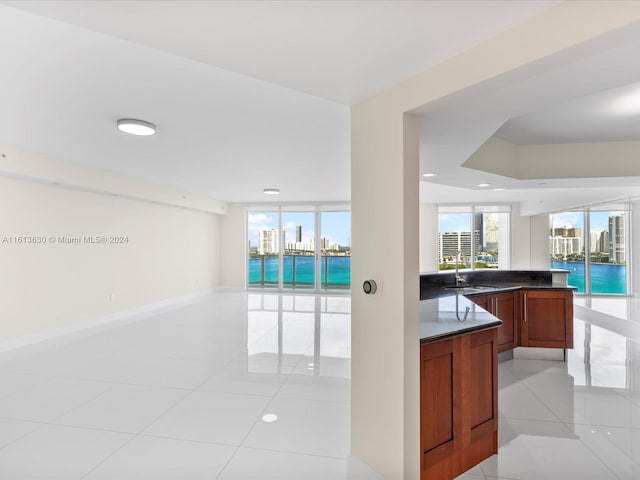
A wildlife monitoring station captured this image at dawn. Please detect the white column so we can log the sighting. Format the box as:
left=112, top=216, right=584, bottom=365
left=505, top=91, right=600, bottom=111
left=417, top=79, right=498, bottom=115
left=419, top=203, right=438, bottom=272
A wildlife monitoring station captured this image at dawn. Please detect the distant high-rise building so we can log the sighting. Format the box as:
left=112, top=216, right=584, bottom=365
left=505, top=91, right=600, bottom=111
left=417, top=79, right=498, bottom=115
left=484, top=213, right=499, bottom=253
left=296, top=226, right=302, bottom=243
left=589, top=231, right=599, bottom=253
left=598, top=231, right=609, bottom=253
left=474, top=215, right=483, bottom=252
left=439, top=231, right=480, bottom=263
left=609, top=215, right=625, bottom=263
left=550, top=236, right=582, bottom=257
left=258, top=229, right=280, bottom=255
left=553, top=226, right=582, bottom=238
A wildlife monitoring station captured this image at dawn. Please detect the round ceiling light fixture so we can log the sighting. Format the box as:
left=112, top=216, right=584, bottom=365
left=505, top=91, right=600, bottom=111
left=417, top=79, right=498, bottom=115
left=477, top=183, right=491, bottom=187
left=117, top=118, right=156, bottom=136
left=422, top=173, right=436, bottom=177
left=263, top=188, right=280, bottom=195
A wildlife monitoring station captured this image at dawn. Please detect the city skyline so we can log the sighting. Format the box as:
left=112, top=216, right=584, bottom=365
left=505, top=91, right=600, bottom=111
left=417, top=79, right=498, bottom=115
left=549, top=211, right=626, bottom=263
left=248, top=210, right=350, bottom=249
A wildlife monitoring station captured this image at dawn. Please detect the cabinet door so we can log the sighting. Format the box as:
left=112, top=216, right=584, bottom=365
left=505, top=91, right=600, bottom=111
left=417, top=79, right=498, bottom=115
left=420, top=338, right=459, bottom=469
left=468, top=292, right=517, bottom=353
left=420, top=330, right=498, bottom=480
left=459, top=329, right=499, bottom=474
left=494, top=291, right=518, bottom=352
left=469, top=293, right=490, bottom=312
left=521, top=290, right=573, bottom=348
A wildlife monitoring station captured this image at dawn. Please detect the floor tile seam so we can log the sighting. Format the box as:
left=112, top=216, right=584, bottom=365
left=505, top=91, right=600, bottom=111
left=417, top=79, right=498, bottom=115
left=561, top=418, right=640, bottom=429
left=44, top=419, right=151, bottom=437
left=565, top=423, right=633, bottom=480
left=0, top=418, right=49, bottom=454
left=134, top=431, right=240, bottom=449
left=24, top=383, right=116, bottom=425
left=191, top=387, right=276, bottom=400
left=483, top=476, right=520, bottom=480
left=0, top=370, right=125, bottom=387
left=232, top=442, right=348, bottom=460
left=519, top=381, right=568, bottom=424
left=586, top=439, right=640, bottom=477
left=497, top=415, right=570, bottom=429
left=234, top=374, right=291, bottom=451
left=112, top=378, right=208, bottom=392
left=226, top=444, right=351, bottom=462
left=136, top=388, right=202, bottom=436
left=77, top=431, right=138, bottom=480
left=52, top=387, right=194, bottom=436
left=132, top=387, right=196, bottom=435
left=214, top=445, right=242, bottom=480
left=274, top=392, right=350, bottom=405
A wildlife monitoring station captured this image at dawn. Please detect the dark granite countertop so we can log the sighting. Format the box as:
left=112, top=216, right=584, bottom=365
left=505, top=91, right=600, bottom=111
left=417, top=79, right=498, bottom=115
left=419, top=269, right=576, bottom=343
left=420, top=294, right=502, bottom=344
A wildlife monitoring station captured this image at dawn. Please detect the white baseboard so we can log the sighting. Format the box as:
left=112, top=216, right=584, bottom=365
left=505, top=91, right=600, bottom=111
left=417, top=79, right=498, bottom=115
left=0, top=288, right=223, bottom=354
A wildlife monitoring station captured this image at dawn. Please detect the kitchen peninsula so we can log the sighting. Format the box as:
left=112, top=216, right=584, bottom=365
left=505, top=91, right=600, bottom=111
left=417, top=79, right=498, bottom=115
left=419, top=270, right=575, bottom=480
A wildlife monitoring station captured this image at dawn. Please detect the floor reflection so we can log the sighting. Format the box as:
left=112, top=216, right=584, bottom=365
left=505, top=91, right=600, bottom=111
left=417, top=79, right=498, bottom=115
left=246, top=294, right=351, bottom=378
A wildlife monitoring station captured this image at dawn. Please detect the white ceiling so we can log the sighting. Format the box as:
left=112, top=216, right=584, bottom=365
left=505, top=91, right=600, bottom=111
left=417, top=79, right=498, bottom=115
left=3, top=0, right=558, bottom=104
left=0, top=0, right=558, bottom=204
left=417, top=21, right=640, bottom=213
left=2, top=0, right=640, bottom=211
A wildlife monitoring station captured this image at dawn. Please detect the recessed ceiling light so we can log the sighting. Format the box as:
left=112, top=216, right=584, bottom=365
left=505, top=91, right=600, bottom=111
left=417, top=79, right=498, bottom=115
left=477, top=183, right=491, bottom=187
left=263, top=188, right=280, bottom=195
left=117, top=118, right=156, bottom=136
left=422, top=173, right=436, bottom=177
left=262, top=414, right=278, bottom=423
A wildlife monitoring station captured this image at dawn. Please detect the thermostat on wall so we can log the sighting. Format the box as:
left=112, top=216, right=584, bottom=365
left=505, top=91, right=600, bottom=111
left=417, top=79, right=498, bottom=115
left=363, top=279, right=377, bottom=295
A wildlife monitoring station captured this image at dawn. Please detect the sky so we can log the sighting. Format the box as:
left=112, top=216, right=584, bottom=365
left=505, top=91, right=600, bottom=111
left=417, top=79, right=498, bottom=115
left=247, top=210, right=350, bottom=247
left=551, top=211, right=625, bottom=232
left=438, top=213, right=472, bottom=233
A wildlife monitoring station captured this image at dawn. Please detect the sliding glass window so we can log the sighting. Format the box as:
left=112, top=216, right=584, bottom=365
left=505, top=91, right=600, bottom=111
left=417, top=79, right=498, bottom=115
left=438, top=205, right=510, bottom=270
left=247, top=206, right=350, bottom=291
left=282, top=210, right=315, bottom=289
left=550, top=204, right=628, bottom=295
left=248, top=209, right=279, bottom=288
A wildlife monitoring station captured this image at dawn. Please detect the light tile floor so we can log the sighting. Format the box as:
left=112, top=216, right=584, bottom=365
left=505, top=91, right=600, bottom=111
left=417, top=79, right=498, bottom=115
left=0, top=291, right=638, bottom=479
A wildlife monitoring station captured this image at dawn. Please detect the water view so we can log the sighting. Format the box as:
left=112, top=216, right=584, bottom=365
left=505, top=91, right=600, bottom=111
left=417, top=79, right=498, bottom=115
left=551, top=261, right=626, bottom=294
left=249, top=256, right=351, bottom=288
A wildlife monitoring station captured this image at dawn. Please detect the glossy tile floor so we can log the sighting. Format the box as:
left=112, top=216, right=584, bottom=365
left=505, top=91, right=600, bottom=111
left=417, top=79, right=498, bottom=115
left=0, top=291, right=638, bottom=479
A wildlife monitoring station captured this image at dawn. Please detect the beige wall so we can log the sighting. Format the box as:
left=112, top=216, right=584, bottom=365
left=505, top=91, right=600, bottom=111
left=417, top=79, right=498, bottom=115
left=220, top=203, right=246, bottom=287
left=419, top=203, right=439, bottom=272
left=0, top=175, right=220, bottom=344
left=510, top=204, right=532, bottom=269
left=466, top=138, right=640, bottom=180
left=351, top=2, right=640, bottom=478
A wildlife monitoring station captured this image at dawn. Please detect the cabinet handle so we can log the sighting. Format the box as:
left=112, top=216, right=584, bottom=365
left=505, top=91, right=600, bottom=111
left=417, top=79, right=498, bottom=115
left=495, top=297, right=498, bottom=317
left=523, top=293, right=527, bottom=322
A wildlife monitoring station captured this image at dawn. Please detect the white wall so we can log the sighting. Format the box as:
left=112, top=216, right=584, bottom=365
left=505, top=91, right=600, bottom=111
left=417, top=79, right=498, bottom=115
left=220, top=203, right=246, bottom=287
left=510, top=204, right=533, bottom=269
left=530, top=214, right=551, bottom=268
left=0, top=174, right=221, bottom=343
left=419, top=203, right=438, bottom=272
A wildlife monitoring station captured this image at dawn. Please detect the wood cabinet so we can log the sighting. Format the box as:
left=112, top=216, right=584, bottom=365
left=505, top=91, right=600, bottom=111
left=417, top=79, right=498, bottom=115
left=469, top=291, right=518, bottom=353
left=521, top=289, right=573, bottom=349
left=470, top=288, right=573, bottom=350
left=420, top=328, right=498, bottom=479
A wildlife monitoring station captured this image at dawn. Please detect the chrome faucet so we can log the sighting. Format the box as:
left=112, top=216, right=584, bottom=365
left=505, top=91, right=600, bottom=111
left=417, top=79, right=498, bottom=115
left=455, top=250, right=467, bottom=287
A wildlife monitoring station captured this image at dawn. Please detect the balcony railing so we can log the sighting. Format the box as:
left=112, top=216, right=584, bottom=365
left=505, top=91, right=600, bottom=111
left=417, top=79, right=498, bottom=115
left=248, top=255, right=350, bottom=289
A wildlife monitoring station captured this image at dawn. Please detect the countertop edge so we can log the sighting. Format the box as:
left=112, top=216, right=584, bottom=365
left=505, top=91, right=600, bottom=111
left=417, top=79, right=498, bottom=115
left=419, top=320, right=502, bottom=344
